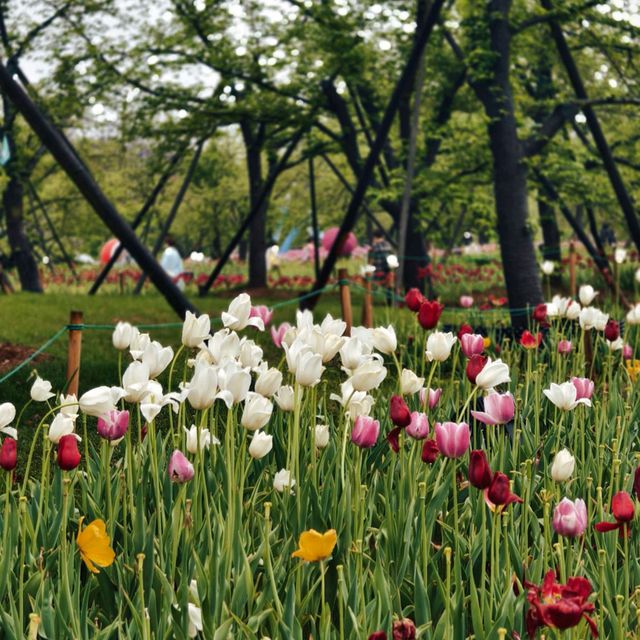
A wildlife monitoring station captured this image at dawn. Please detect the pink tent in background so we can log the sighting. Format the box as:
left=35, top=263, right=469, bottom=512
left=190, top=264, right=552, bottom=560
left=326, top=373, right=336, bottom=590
left=99, top=239, right=120, bottom=264
left=321, top=227, right=358, bottom=256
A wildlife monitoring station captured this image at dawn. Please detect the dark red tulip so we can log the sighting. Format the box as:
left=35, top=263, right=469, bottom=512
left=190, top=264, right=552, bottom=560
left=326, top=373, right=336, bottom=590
left=387, top=427, right=402, bottom=453
left=604, top=319, right=620, bottom=342
left=595, top=490, right=635, bottom=535
left=368, top=633, right=387, bottom=640
left=390, top=395, right=411, bottom=428
left=417, top=300, right=444, bottom=330
left=457, top=323, right=473, bottom=340
left=525, top=571, right=597, bottom=638
left=634, top=466, right=640, bottom=501
left=421, top=438, right=439, bottom=464
left=57, top=434, right=81, bottom=471
left=487, top=472, right=523, bottom=506
left=465, top=354, right=487, bottom=384
left=405, top=288, right=424, bottom=312
left=392, top=619, right=416, bottom=640
left=468, top=450, right=493, bottom=490
left=532, top=303, right=547, bottom=323
left=0, top=437, right=17, bottom=471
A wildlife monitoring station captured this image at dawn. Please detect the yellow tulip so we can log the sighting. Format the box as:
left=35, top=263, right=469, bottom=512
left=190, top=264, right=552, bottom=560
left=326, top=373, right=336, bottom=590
left=76, top=518, right=115, bottom=573
left=626, top=360, right=640, bottom=382
left=291, top=528, right=337, bottom=562
left=483, top=337, right=492, bottom=349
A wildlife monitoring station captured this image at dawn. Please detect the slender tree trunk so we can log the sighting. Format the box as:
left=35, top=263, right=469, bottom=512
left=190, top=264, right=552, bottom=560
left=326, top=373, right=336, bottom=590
left=3, top=175, right=42, bottom=292
left=538, top=198, right=561, bottom=261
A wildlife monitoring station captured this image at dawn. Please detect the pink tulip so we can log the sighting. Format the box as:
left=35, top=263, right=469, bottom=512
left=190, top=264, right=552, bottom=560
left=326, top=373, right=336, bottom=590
left=96, top=409, right=130, bottom=441
left=270, top=322, right=291, bottom=348
left=459, top=295, right=474, bottom=308
left=419, top=387, right=442, bottom=410
left=250, top=305, right=273, bottom=327
left=624, top=343, right=633, bottom=359
left=406, top=411, right=429, bottom=440
left=351, top=416, right=380, bottom=449
left=168, top=450, right=194, bottom=483
left=557, top=340, right=572, bottom=355
left=434, top=421, right=470, bottom=459
left=470, top=392, right=515, bottom=425
left=553, top=497, right=588, bottom=537
left=571, top=377, right=594, bottom=401
left=460, top=333, right=484, bottom=358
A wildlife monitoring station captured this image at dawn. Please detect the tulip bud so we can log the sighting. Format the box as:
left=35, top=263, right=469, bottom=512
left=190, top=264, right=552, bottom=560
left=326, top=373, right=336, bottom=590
left=392, top=618, right=416, bottom=640
left=351, top=416, right=380, bottom=449
left=459, top=295, right=474, bottom=308
left=457, top=323, right=473, bottom=340
left=390, top=395, right=411, bottom=428
left=532, top=303, right=547, bottom=323
left=271, top=322, right=292, bottom=348
left=0, top=437, right=17, bottom=471
left=611, top=491, right=635, bottom=522
left=553, top=498, right=588, bottom=537
left=368, top=632, right=387, bottom=640
left=97, top=410, right=130, bottom=441
left=466, top=354, right=487, bottom=384
left=406, top=412, right=429, bottom=440
left=487, top=472, right=511, bottom=505
left=421, top=438, right=439, bottom=464
left=623, top=343, right=633, bottom=359
left=31, top=376, right=54, bottom=402
left=273, top=469, right=295, bottom=493
left=434, top=421, right=470, bottom=459
left=419, top=387, right=442, bottom=410
left=57, top=435, right=81, bottom=470
left=460, top=333, right=484, bottom=358
left=168, top=450, right=194, bottom=482
left=634, top=465, right=640, bottom=501
left=112, top=321, right=134, bottom=350
left=557, top=339, right=572, bottom=355
left=248, top=431, right=273, bottom=459
left=417, top=300, right=444, bottom=330
left=404, top=288, right=424, bottom=312
left=550, top=448, right=575, bottom=482
left=604, top=319, right=620, bottom=342
left=571, top=377, right=594, bottom=401
left=314, top=424, right=330, bottom=449
left=468, top=450, right=492, bottom=489
left=519, top=330, right=541, bottom=349
left=181, top=311, right=211, bottom=348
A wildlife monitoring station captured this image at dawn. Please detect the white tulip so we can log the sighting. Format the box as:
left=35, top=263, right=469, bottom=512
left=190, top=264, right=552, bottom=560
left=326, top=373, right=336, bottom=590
left=187, top=603, right=203, bottom=638
left=543, top=381, right=591, bottom=411
left=350, top=357, right=387, bottom=392
left=386, top=254, right=399, bottom=269
left=31, top=376, right=54, bottom=402
left=129, top=330, right=150, bottom=360
left=635, top=268, right=640, bottom=284
left=141, top=341, right=174, bottom=378
left=112, top=321, right=134, bottom=350
left=206, top=329, right=240, bottom=364
left=186, top=364, right=218, bottom=410
left=183, top=425, right=218, bottom=454
left=318, top=333, right=346, bottom=363
left=274, top=385, right=295, bottom=411
left=294, top=350, right=325, bottom=387
left=79, top=386, right=125, bottom=417
left=329, top=380, right=375, bottom=418
left=579, top=307, right=609, bottom=331
left=239, top=339, right=264, bottom=370
left=360, top=264, right=376, bottom=277
left=273, top=468, right=295, bottom=493
left=255, top=368, right=283, bottom=397
left=314, top=424, right=330, bottom=449
left=48, top=413, right=77, bottom=443
left=320, top=314, right=347, bottom=337
left=607, top=337, right=624, bottom=351
left=340, top=337, right=371, bottom=371
left=59, top=394, right=79, bottom=419
left=372, top=325, right=397, bottom=355
left=541, top=260, right=555, bottom=275
left=241, top=392, right=273, bottom=431
left=295, top=308, right=314, bottom=331
left=627, top=304, right=640, bottom=325
left=222, top=293, right=264, bottom=331
left=475, top=358, right=510, bottom=390
left=122, top=361, right=152, bottom=403
left=216, top=362, right=252, bottom=406
left=181, top=311, right=211, bottom=348
left=351, top=326, right=376, bottom=350
left=578, top=285, right=598, bottom=306
left=565, top=300, right=581, bottom=320
left=0, top=402, right=16, bottom=430
left=400, top=369, right=425, bottom=395
left=614, top=246, right=627, bottom=264
left=550, top=448, right=575, bottom=482
left=425, top=332, right=457, bottom=362
left=248, top=430, right=273, bottom=459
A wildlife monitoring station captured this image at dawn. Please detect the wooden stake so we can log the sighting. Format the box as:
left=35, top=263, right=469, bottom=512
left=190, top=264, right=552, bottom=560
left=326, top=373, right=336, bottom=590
left=569, top=240, right=577, bottom=297
left=66, top=310, right=83, bottom=397
left=361, top=277, right=373, bottom=328
left=338, top=269, right=353, bottom=336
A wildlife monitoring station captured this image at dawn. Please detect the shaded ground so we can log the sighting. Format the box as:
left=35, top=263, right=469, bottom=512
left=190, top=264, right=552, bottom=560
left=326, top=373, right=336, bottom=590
left=0, top=342, right=50, bottom=373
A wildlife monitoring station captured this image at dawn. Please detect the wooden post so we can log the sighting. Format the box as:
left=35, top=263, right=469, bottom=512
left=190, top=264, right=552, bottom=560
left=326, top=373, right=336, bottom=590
left=361, top=277, right=373, bottom=328
left=569, top=240, right=577, bottom=297
left=338, top=269, right=353, bottom=336
left=66, top=310, right=83, bottom=397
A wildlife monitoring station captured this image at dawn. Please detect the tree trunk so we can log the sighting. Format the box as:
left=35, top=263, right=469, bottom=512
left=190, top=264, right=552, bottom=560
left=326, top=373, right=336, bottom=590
left=242, top=125, right=268, bottom=289
left=538, top=198, right=561, bottom=261
left=483, top=0, right=543, bottom=327
left=3, top=175, right=42, bottom=292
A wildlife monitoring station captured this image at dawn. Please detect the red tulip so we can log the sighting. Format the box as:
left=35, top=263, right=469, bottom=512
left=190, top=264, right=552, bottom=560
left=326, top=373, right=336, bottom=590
left=457, top=323, right=473, bottom=340
left=487, top=472, right=523, bottom=506
left=405, top=288, right=424, bottom=312
left=0, top=437, right=17, bottom=471
left=525, top=571, right=597, bottom=638
left=392, top=619, right=416, bottom=640
left=466, top=354, right=487, bottom=384
left=368, top=633, right=387, bottom=640
left=390, top=395, right=411, bottom=428
left=417, top=300, right=444, bottom=330
left=520, top=330, right=542, bottom=349
left=57, top=435, right=81, bottom=471
left=468, top=449, right=492, bottom=490
left=387, top=427, right=402, bottom=453
left=421, top=438, right=439, bottom=464
left=595, top=490, right=635, bottom=535
left=604, top=319, right=620, bottom=342
left=532, top=303, right=547, bottom=323
left=634, top=466, right=640, bottom=501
